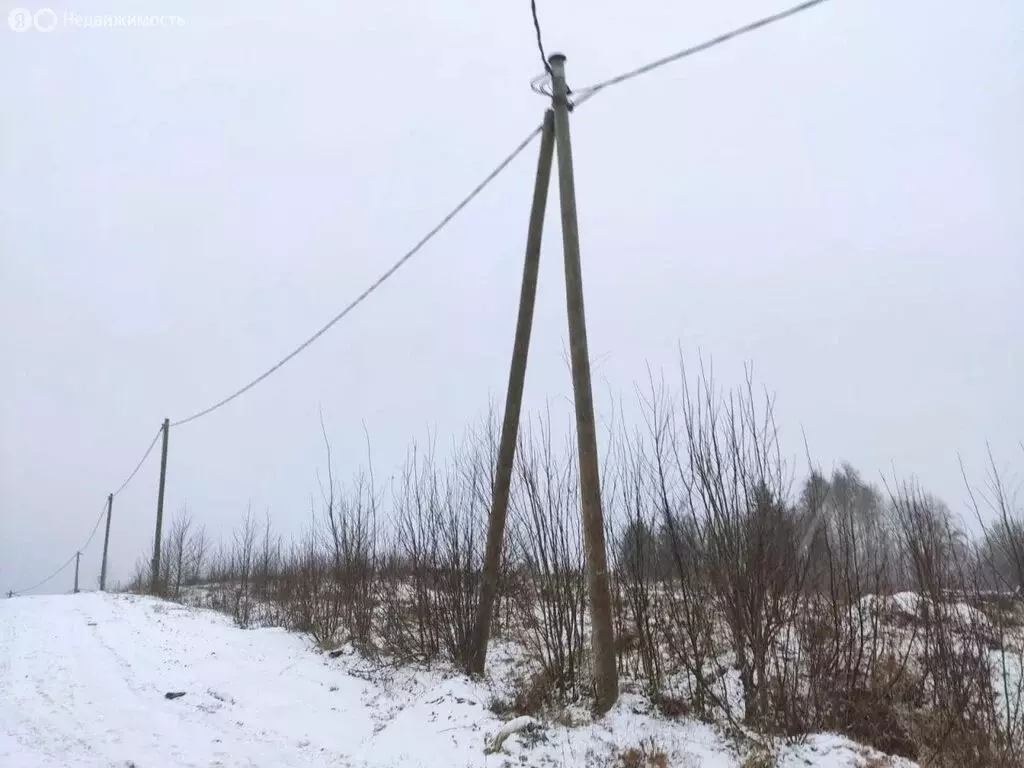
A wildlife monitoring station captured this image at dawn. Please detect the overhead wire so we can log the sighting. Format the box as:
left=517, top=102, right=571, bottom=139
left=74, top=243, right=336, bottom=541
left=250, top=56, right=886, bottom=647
left=12, top=0, right=836, bottom=596
left=79, top=502, right=110, bottom=553
left=113, top=425, right=163, bottom=497
left=7, top=424, right=159, bottom=596
left=9, top=553, right=78, bottom=597
left=8, top=501, right=108, bottom=596
left=531, top=0, right=552, bottom=74
left=168, top=123, right=544, bottom=429
left=11, top=424, right=163, bottom=594
left=8, top=120, right=545, bottom=597
left=572, top=0, right=831, bottom=108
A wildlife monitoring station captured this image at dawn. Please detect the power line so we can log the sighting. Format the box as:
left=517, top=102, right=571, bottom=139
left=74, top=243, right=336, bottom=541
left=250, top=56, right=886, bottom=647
left=8, top=501, right=107, bottom=598
left=573, top=0, right=831, bottom=107
left=79, top=502, right=109, bottom=553
left=8, top=501, right=106, bottom=595
left=169, top=123, right=544, bottom=429
left=113, top=425, right=163, bottom=497
left=9, top=553, right=78, bottom=596
left=531, top=0, right=552, bottom=74
left=9, top=425, right=162, bottom=596
left=14, top=1, right=834, bottom=595
left=8, top=122, right=545, bottom=596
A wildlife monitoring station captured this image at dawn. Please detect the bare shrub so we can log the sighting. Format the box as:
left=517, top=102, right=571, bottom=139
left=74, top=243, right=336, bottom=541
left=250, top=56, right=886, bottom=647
left=163, top=507, right=191, bottom=598
left=316, top=417, right=381, bottom=651
left=379, top=443, right=442, bottom=663
left=124, top=366, right=1023, bottom=766
left=230, top=507, right=259, bottom=628
left=431, top=438, right=489, bottom=671
left=497, top=668, right=558, bottom=717
left=963, top=450, right=1024, bottom=765
left=795, top=467, right=919, bottom=755
left=618, top=372, right=730, bottom=721
left=127, top=555, right=151, bottom=593
left=253, top=513, right=278, bottom=596
left=617, top=739, right=670, bottom=768
left=377, top=430, right=488, bottom=671
left=739, top=746, right=778, bottom=768
left=274, top=528, right=334, bottom=644
left=888, top=480, right=1017, bottom=764
left=611, top=421, right=667, bottom=698
left=151, top=508, right=210, bottom=600
left=509, top=413, right=588, bottom=703
left=676, top=362, right=810, bottom=729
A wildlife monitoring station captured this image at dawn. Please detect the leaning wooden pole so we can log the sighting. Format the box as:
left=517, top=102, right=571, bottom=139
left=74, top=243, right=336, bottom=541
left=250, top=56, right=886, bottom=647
left=549, top=52, right=619, bottom=713
left=470, top=109, right=556, bottom=676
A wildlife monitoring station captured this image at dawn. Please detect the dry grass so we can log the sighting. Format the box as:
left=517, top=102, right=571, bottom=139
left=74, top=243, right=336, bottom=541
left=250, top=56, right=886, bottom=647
left=617, top=739, right=670, bottom=768
left=740, top=745, right=778, bottom=768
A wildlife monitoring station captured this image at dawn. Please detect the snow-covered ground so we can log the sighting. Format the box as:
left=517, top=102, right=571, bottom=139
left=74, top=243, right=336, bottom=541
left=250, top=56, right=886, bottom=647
left=0, top=593, right=910, bottom=767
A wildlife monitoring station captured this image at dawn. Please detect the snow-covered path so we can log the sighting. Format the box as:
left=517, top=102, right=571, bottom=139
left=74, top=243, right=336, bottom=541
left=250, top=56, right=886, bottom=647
left=1, top=593, right=913, bottom=768
left=0, top=593, right=377, bottom=767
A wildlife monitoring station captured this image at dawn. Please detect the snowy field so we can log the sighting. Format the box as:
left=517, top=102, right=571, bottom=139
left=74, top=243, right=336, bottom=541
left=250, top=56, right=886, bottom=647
left=0, top=593, right=911, bottom=767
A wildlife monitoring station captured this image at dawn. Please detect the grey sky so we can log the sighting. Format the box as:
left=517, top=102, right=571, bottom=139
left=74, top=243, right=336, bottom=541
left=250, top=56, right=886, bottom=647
left=2, top=0, right=1021, bottom=594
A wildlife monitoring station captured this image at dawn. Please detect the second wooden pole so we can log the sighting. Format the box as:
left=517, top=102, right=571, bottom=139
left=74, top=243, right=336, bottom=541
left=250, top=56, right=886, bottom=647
left=471, top=109, right=556, bottom=676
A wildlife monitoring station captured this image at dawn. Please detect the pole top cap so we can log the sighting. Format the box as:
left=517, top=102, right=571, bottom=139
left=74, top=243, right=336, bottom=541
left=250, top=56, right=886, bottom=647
left=548, top=52, right=566, bottom=65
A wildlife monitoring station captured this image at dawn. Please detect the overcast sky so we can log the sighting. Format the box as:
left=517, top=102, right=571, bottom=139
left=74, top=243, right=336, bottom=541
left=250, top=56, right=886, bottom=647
left=2, top=0, right=1021, bottom=594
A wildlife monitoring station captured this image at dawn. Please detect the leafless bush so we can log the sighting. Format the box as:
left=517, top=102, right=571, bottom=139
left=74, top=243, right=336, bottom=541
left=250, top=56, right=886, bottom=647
left=252, top=512, right=281, bottom=602
left=886, top=480, right=1019, bottom=764
left=796, top=468, right=917, bottom=756
left=274, top=528, right=336, bottom=644
left=672, top=362, right=810, bottom=729
left=151, top=507, right=209, bottom=599
left=431, top=438, right=490, bottom=671
left=963, top=451, right=1024, bottom=765
left=126, top=366, right=1023, bottom=765
left=127, top=555, right=151, bottom=593
left=508, top=413, right=588, bottom=703
left=162, top=508, right=191, bottom=597
left=610, top=410, right=669, bottom=700
left=229, top=507, right=259, bottom=628
left=377, top=431, right=488, bottom=671
left=378, top=443, right=442, bottom=662
left=316, top=417, right=381, bottom=651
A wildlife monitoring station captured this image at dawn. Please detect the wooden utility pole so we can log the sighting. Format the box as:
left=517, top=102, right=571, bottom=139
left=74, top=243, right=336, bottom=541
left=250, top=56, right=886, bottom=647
left=548, top=53, right=618, bottom=713
left=100, top=493, right=113, bottom=591
left=150, top=418, right=170, bottom=594
left=73, top=551, right=81, bottom=594
left=471, top=109, right=556, bottom=676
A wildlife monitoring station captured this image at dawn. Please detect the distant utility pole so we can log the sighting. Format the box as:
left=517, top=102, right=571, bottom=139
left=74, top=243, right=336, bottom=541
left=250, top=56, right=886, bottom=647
left=548, top=53, right=618, bottom=714
left=150, top=418, right=170, bottom=594
left=73, top=551, right=81, bottom=594
left=471, top=109, right=556, bottom=676
left=100, top=493, right=113, bottom=591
